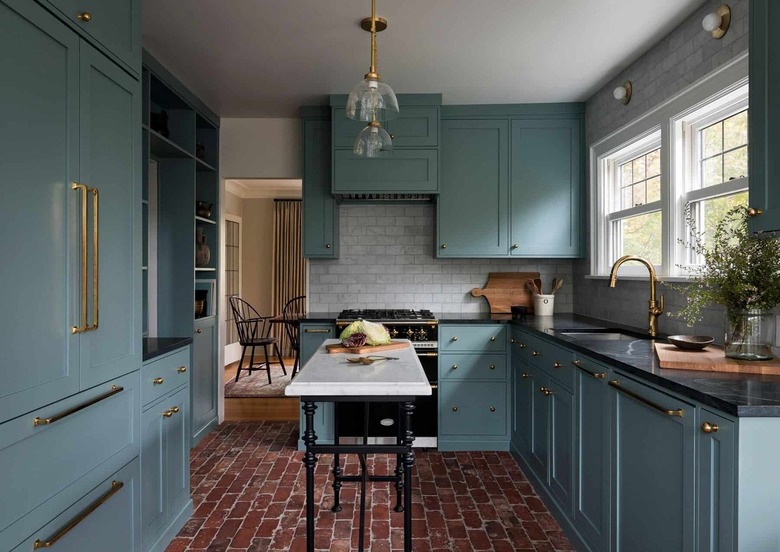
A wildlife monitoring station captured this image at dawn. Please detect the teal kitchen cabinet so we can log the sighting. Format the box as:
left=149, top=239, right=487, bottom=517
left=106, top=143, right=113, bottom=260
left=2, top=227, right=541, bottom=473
left=438, top=324, right=509, bottom=451
left=41, top=0, right=141, bottom=74
left=572, top=355, right=611, bottom=552
left=510, top=332, right=534, bottom=458
left=609, top=375, right=696, bottom=552
left=0, top=0, right=140, bottom=423
left=192, top=317, right=218, bottom=445
left=333, top=106, right=439, bottom=149
left=437, top=119, right=509, bottom=257
left=749, top=0, right=780, bottom=232
left=510, top=118, right=582, bottom=257
left=697, top=408, right=736, bottom=552
left=302, top=110, right=339, bottom=258
left=297, top=323, right=336, bottom=447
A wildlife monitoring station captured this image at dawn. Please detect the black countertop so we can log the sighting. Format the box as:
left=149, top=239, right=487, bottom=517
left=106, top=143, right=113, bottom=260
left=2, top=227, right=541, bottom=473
left=143, top=337, right=193, bottom=362
left=511, top=314, right=780, bottom=418
left=437, top=312, right=514, bottom=323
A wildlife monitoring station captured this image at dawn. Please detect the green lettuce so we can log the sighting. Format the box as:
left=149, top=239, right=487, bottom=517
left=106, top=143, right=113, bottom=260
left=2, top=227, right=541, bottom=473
left=339, top=320, right=391, bottom=345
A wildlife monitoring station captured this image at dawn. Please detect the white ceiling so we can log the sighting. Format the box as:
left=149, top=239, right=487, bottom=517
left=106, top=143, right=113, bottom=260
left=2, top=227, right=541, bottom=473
left=226, top=179, right=302, bottom=199
left=142, top=0, right=706, bottom=118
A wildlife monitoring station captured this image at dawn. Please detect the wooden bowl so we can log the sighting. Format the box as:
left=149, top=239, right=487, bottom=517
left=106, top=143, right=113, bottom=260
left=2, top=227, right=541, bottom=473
left=667, top=335, right=714, bottom=351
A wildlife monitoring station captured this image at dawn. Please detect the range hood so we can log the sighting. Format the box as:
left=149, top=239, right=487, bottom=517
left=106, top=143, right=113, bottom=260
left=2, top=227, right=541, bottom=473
left=334, top=192, right=436, bottom=202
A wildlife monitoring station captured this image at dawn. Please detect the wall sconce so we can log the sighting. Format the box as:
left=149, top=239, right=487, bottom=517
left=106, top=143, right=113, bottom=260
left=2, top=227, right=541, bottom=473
left=702, top=4, right=731, bottom=39
left=613, top=81, right=632, bottom=105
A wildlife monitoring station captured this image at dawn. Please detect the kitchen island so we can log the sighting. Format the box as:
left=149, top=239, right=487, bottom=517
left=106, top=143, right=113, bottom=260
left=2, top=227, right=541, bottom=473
left=285, top=339, right=431, bottom=552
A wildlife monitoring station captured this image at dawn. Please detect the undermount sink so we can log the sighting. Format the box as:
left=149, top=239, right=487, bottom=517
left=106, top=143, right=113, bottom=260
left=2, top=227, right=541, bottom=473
left=553, top=328, right=652, bottom=341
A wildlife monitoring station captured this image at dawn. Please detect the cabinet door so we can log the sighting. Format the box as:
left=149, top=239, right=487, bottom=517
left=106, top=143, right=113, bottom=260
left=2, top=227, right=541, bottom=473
left=141, top=401, right=166, bottom=550
left=332, top=149, right=438, bottom=193
left=302, top=118, right=338, bottom=258
left=511, top=349, right=535, bottom=458
left=439, top=381, right=507, bottom=437
left=510, top=118, right=582, bottom=257
left=78, top=43, right=141, bottom=390
left=165, top=386, right=190, bottom=516
left=573, top=358, right=610, bottom=551
left=697, top=409, right=736, bottom=552
left=610, top=376, right=696, bottom=552
left=386, top=107, right=439, bottom=147
left=0, top=0, right=80, bottom=423
left=298, top=324, right=335, bottom=444
left=192, top=319, right=217, bottom=443
left=749, top=0, right=780, bottom=232
left=438, top=119, right=509, bottom=257
left=548, top=379, right=574, bottom=515
left=529, top=372, right=550, bottom=481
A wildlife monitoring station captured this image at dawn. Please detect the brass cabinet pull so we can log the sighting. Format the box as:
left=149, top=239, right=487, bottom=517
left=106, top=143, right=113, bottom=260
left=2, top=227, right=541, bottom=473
left=441, top=244, right=447, bottom=249
left=71, top=183, right=89, bottom=334
left=451, top=364, right=458, bottom=369
left=163, top=409, right=174, bottom=418
left=171, top=406, right=180, bottom=414
left=608, top=380, right=684, bottom=417
left=516, top=342, right=527, bottom=349
left=511, top=244, right=518, bottom=250
left=304, top=328, right=330, bottom=333
left=34, top=481, right=123, bottom=550
left=452, top=406, right=458, bottom=412
left=532, top=351, right=541, bottom=357
left=539, top=386, right=553, bottom=396
left=510, top=338, right=516, bottom=344
left=196, top=329, right=203, bottom=334
left=326, top=243, right=332, bottom=249
left=451, top=336, right=458, bottom=341
left=490, top=336, right=496, bottom=341
left=489, top=364, right=496, bottom=370
left=701, top=422, right=719, bottom=433
left=430, top=383, right=438, bottom=390
left=489, top=406, right=496, bottom=412
left=521, top=373, right=531, bottom=379
left=553, top=362, right=563, bottom=368
left=77, top=11, right=92, bottom=21
left=152, top=377, right=164, bottom=385
left=573, top=362, right=606, bottom=379
left=177, top=366, right=187, bottom=373
left=34, top=386, right=123, bottom=427
left=72, top=183, right=99, bottom=333
left=418, top=352, right=438, bottom=357
left=748, top=207, right=763, bottom=217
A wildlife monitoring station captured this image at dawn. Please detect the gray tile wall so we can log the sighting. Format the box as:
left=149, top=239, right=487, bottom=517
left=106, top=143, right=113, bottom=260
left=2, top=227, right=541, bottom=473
left=309, top=204, right=574, bottom=314
left=574, top=0, right=749, bottom=341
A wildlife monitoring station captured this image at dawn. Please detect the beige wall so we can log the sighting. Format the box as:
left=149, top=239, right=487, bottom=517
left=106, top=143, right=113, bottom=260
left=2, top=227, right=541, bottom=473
left=241, top=198, right=275, bottom=316
left=220, top=118, right=302, bottom=179
left=224, top=190, right=243, bottom=218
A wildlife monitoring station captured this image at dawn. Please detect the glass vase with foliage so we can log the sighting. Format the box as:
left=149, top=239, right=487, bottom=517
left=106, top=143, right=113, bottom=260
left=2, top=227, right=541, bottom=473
left=668, top=204, right=780, bottom=360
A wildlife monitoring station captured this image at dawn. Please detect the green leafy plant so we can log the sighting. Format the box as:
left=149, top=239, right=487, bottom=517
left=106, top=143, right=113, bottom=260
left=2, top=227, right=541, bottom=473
left=668, top=204, right=780, bottom=326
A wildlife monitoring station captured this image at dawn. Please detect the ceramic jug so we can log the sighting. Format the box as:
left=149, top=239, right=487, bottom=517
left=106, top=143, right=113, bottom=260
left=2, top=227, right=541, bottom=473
left=196, top=228, right=211, bottom=267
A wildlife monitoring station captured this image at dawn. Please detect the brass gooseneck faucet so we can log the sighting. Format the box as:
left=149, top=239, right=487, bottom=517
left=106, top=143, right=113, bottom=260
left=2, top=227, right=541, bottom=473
left=609, top=255, right=664, bottom=337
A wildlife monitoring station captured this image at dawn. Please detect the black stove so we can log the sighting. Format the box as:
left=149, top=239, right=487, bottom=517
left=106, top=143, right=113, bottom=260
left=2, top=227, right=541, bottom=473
left=337, top=309, right=435, bottom=322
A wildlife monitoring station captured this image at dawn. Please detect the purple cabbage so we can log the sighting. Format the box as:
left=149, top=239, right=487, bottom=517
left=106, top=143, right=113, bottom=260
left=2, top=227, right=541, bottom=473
left=342, top=332, right=367, bottom=348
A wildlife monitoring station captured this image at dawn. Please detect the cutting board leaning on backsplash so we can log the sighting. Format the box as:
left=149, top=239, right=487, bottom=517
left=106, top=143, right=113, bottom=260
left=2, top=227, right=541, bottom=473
left=471, top=272, right=540, bottom=314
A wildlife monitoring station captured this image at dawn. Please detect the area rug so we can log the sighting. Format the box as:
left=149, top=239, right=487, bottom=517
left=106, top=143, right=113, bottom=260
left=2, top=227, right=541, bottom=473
left=224, top=363, right=292, bottom=398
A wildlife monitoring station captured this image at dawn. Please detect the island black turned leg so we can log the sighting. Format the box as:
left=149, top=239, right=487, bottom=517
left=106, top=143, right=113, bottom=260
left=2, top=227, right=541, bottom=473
left=302, top=401, right=318, bottom=552
left=394, top=401, right=404, bottom=512
left=332, top=402, right=342, bottom=512
left=402, top=401, right=416, bottom=552
left=358, top=453, right=368, bottom=551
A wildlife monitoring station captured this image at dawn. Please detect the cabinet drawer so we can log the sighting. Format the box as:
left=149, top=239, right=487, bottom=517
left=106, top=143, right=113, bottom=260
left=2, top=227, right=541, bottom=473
left=440, top=381, right=507, bottom=436
left=0, top=371, right=139, bottom=549
left=141, top=348, right=190, bottom=407
left=528, top=337, right=574, bottom=389
left=43, top=0, right=141, bottom=73
left=12, top=457, right=140, bottom=552
left=439, top=325, right=507, bottom=353
left=332, top=149, right=439, bottom=193
left=332, top=106, right=439, bottom=148
left=441, top=354, right=506, bottom=380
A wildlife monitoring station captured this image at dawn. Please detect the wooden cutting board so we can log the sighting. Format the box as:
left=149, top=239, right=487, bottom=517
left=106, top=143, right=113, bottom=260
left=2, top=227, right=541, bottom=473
left=326, top=341, right=411, bottom=354
left=654, top=343, right=780, bottom=375
left=470, top=272, right=541, bottom=314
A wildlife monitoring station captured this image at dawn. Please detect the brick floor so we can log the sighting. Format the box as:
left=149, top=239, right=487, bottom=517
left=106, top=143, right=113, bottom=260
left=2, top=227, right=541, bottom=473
left=166, top=422, right=574, bottom=551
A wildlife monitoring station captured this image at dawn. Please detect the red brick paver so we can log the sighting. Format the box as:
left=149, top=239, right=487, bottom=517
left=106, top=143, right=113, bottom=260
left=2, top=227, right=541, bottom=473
left=166, top=422, right=574, bottom=551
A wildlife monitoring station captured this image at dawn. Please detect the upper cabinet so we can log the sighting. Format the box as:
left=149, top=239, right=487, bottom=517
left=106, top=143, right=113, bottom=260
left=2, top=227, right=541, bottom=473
left=749, top=0, right=780, bottom=232
left=39, top=0, right=141, bottom=75
left=302, top=108, right=339, bottom=258
left=330, top=94, right=441, bottom=198
left=437, top=104, right=584, bottom=258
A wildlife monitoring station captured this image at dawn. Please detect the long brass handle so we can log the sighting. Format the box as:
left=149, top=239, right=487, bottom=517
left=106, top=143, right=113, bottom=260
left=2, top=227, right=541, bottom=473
left=304, top=329, right=330, bottom=333
left=608, top=380, right=683, bottom=417
left=34, top=481, right=123, bottom=550
left=417, top=352, right=438, bottom=357
left=152, top=377, right=164, bottom=385
left=72, top=183, right=88, bottom=334
left=177, top=366, right=187, bottom=373
left=71, top=183, right=99, bottom=333
left=701, top=422, right=719, bottom=433
left=573, top=361, right=606, bottom=379
left=88, top=186, right=99, bottom=331
left=34, top=386, right=123, bottom=427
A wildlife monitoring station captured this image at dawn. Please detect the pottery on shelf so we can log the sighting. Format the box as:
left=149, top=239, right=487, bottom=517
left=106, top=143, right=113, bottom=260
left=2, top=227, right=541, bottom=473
left=196, top=228, right=211, bottom=267
left=196, top=200, right=213, bottom=219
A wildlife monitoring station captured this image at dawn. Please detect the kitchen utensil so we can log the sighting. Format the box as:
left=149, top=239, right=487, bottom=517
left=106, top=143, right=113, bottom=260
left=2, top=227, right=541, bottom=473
left=654, top=342, right=780, bottom=374
left=526, top=279, right=541, bottom=295
left=346, top=355, right=399, bottom=365
left=326, top=341, right=410, bottom=354
left=667, top=335, right=714, bottom=350
left=534, top=278, right=543, bottom=295
left=551, top=277, right=564, bottom=295
left=469, top=271, right=540, bottom=314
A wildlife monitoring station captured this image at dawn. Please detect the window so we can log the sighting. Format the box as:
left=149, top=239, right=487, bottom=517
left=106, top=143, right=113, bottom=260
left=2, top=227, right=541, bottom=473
left=224, top=217, right=241, bottom=345
left=591, top=55, right=748, bottom=277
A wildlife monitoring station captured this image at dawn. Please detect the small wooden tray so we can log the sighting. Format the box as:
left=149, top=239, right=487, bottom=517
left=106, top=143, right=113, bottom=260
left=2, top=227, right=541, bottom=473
left=654, top=343, right=780, bottom=375
left=326, top=341, right=411, bottom=354
left=470, top=271, right=540, bottom=314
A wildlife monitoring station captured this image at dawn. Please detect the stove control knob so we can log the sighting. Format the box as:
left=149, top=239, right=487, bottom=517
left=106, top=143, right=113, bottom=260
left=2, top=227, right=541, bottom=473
left=406, top=328, right=415, bottom=339
left=416, top=328, right=428, bottom=340
left=390, top=328, right=399, bottom=338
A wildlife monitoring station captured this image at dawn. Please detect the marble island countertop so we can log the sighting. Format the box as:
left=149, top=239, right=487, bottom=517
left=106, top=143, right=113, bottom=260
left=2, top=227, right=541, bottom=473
left=285, top=339, right=432, bottom=398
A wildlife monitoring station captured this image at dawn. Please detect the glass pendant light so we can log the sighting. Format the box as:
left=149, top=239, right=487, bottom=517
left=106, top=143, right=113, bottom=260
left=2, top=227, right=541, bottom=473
left=345, top=0, right=399, bottom=122
left=353, top=120, right=393, bottom=157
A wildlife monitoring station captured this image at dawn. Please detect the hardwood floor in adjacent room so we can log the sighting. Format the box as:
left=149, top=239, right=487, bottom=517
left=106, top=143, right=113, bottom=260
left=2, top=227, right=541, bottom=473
left=224, top=359, right=300, bottom=422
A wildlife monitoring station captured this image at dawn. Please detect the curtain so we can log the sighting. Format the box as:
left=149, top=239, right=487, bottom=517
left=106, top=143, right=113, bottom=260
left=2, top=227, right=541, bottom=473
left=271, top=200, right=307, bottom=356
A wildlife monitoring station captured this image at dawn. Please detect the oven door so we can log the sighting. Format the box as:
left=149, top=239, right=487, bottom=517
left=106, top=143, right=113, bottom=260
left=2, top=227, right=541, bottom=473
left=337, top=351, right=438, bottom=448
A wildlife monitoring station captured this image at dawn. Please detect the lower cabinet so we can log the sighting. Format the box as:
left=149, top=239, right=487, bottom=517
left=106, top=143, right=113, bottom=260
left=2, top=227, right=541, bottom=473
left=511, top=344, right=534, bottom=457
left=141, top=348, right=192, bottom=552
left=192, top=317, right=218, bottom=445
left=297, top=323, right=336, bottom=447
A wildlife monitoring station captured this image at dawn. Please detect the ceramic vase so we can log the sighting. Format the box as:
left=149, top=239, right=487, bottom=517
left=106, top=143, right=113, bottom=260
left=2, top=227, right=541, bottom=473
left=196, top=228, right=211, bottom=267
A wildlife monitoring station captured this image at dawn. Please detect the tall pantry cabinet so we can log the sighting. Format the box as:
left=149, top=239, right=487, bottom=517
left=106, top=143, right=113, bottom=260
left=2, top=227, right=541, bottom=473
left=0, top=0, right=143, bottom=550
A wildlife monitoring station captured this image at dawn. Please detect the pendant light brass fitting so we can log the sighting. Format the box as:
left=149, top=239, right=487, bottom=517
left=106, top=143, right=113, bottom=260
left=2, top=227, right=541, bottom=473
left=360, top=16, right=387, bottom=32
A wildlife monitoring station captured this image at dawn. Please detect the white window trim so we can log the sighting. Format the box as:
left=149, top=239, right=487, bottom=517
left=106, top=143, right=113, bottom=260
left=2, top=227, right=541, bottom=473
left=590, top=51, right=749, bottom=277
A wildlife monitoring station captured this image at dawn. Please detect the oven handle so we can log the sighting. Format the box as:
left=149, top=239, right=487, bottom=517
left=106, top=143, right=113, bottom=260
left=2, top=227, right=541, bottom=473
left=417, top=352, right=438, bottom=357
left=430, top=383, right=438, bottom=390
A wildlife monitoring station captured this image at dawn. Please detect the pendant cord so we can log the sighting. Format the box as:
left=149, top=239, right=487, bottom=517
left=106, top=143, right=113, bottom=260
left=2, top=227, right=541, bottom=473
left=369, top=0, right=377, bottom=75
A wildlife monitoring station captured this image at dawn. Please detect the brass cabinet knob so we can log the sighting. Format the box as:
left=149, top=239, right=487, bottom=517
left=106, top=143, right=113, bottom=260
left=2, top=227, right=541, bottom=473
left=163, top=410, right=173, bottom=418
left=390, top=133, right=396, bottom=140
left=701, top=422, right=719, bottom=433
left=451, top=364, right=458, bottom=369
left=489, top=364, right=496, bottom=370
left=489, top=406, right=496, bottom=412
left=539, top=386, right=553, bottom=396
left=326, top=243, right=332, bottom=249
left=490, top=336, right=496, bottom=341
left=532, top=351, right=541, bottom=357
left=153, top=377, right=164, bottom=385
left=510, top=338, right=516, bottom=344
left=571, top=360, right=581, bottom=367
left=594, top=372, right=606, bottom=379
left=553, top=362, right=562, bottom=368
left=178, top=366, right=187, bottom=373
left=517, top=343, right=527, bottom=349
left=511, top=244, right=518, bottom=250
left=441, top=244, right=447, bottom=249
left=521, top=373, right=531, bottom=379
left=171, top=406, right=180, bottom=414
left=452, top=406, right=458, bottom=412
left=196, top=329, right=202, bottom=334
left=77, top=12, right=92, bottom=21
left=539, top=386, right=547, bottom=393
left=452, top=336, right=458, bottom=341
left=747, top=207, right=763, bottom=217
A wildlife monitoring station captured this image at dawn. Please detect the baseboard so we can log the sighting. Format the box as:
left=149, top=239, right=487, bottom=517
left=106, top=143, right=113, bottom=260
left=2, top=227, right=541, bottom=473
left=147, top=499, right=193, bottom=552
left=437, top=439, right=509, bottom=451
left=509, top=443, right=592, bottom=552
left=192, top=418, right=218, bottom=448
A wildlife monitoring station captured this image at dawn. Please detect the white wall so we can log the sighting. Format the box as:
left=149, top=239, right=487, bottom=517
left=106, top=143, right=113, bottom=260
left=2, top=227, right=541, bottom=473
left=220, top=118, right=302, bottom=179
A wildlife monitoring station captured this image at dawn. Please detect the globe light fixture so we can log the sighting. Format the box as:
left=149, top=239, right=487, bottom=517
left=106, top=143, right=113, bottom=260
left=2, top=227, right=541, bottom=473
left=702, top=5, right=731, bottom=39
left=353, top=120, right=393, bottom=158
